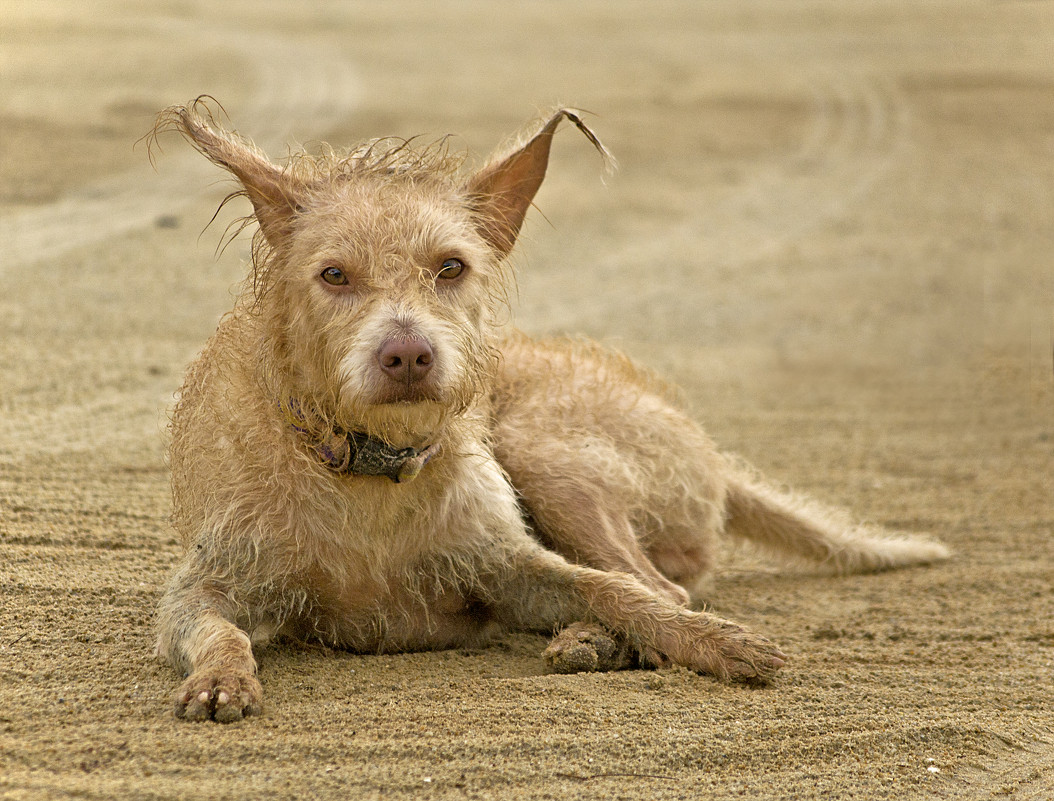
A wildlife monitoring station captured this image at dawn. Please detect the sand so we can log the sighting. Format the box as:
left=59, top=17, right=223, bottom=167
left=1, top=1, right=1051, bottom=799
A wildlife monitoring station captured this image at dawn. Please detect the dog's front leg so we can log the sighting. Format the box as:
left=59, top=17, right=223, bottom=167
left=156, top=558, right=263, bottom=723
left=486, top=547, right=787, bottom=683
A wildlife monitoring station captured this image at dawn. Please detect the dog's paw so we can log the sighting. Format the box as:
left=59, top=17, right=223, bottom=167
left=543, top=621, right=632, bottom=674
left=688, top=622, right=788, bottom=684
left=174, top=667, right=262, bottom=723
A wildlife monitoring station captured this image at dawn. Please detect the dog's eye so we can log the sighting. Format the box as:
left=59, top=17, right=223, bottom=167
left=320, top=266, right=348, bottom=286
left=437, top=258, right=465, bottom=280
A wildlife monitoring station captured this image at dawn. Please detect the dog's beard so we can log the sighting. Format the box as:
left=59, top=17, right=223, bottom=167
left=330, top=319, right=489, bottom=448
left=332, top=354, right=455, bottom=447
left=337, top=396, right=452, bottom=449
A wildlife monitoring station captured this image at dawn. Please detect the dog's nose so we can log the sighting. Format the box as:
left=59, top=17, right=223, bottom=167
left=377, top=337, right=434, bottom=383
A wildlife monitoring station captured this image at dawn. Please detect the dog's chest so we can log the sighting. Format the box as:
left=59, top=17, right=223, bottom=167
left=280, top=447, right=525, bottom=651
left=296, top=559, right=500, bottom=652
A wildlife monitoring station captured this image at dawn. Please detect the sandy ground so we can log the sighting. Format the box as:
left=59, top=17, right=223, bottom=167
left=1, top=1, right=1052, bottom=799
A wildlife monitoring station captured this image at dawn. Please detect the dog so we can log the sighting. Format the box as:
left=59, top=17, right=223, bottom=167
left=150, top=99, right=949, bottom=722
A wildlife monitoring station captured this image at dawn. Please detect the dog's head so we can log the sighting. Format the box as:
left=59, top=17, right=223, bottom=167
left=154, top=99, right=610, bottom=446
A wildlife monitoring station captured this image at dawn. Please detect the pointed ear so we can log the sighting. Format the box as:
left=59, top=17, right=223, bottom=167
left=464, top=108, right=614, bottom=258
left=152, top=97, right=298, bottom=244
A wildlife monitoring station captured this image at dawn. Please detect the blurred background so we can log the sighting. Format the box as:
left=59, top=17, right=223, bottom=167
left=4, top=1, right=1050, bottom=380
left=1, top=3, right=1051, bottom=799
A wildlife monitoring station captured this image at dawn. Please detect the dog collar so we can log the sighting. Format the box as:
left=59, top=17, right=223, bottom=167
left=285, top=401, right=440, bottom=483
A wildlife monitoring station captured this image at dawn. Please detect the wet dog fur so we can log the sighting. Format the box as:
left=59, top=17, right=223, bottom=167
left=151, top=99, right=949, bottom=722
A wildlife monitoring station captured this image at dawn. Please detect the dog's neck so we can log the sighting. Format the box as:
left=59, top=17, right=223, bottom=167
left=311, top=428, right=442, bottom=483
left=284, top=400, right=442, bottom=483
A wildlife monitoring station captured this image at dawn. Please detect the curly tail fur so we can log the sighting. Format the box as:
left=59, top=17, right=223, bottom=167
left=723, top=471, right=951, bottom=573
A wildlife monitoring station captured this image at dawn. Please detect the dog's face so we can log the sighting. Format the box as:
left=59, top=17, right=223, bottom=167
left=273, top=173, right=504, bottom=443
left=158, top=102, right=608, bottom=444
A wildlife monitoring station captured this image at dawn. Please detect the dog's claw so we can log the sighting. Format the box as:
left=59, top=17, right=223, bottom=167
left=719, top=638, right=788, bottom=684
left=174, top=668, right=262, bottom=723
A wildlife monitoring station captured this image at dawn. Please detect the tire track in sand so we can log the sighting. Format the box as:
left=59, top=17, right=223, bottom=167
left=0, top=18, right=363, bottom=272
left=571, top=73, right=914, bottom=338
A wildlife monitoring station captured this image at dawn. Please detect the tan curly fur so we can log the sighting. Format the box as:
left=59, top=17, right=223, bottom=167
left=151, top=98, right=948, bottom=722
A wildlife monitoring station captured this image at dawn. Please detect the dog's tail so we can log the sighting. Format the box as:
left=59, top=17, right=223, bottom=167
left=722, top=468, right=951, bottom=573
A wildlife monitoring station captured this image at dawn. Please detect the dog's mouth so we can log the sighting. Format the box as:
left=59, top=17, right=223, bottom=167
left=371, top=382, right=444, bottom=405
left=334, top=382, right=452, bottom=450
left=334, top=342, right=465, bottom=441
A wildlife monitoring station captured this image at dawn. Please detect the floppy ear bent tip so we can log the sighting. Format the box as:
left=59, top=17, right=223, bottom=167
left=464, top=108, right=615, bottom=258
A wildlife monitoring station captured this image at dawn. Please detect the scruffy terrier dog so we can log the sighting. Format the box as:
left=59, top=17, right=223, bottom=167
left=152, top=99, right=949, bottom=722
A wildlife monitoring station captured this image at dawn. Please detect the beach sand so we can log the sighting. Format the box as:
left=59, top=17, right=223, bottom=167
left=1, top=2, right=1051, bottom=798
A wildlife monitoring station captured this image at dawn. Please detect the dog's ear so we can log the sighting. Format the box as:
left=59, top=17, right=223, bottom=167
left=465, top=108, right=613, bottom=258
left=152, top=98, right=298, bottom=244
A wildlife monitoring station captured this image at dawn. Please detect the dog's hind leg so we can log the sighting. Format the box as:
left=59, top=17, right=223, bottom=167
left=492, top=335, right=732, bottom=607
left=156, top=557, right=264, bottom=723
left=500, top=443, right=693, bottom=607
